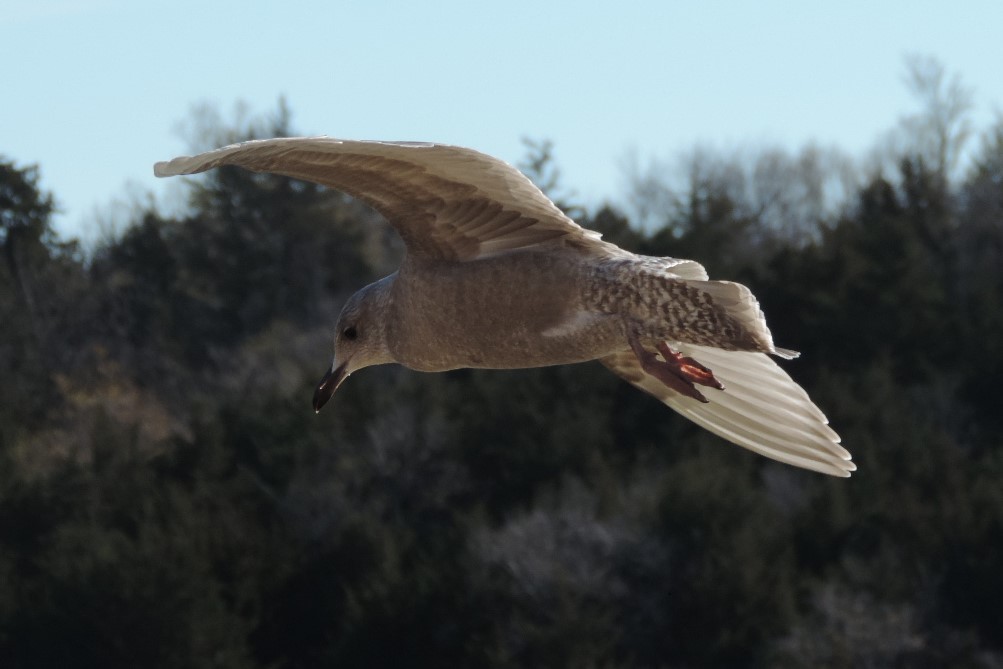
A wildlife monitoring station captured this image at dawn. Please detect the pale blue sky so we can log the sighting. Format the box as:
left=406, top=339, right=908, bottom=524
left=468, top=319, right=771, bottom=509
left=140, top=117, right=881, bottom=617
left=3, top=1, right=1002, bottom=239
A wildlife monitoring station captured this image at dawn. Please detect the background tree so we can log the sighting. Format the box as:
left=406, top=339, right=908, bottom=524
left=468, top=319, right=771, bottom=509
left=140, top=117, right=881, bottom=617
left=900, top=53, right=974, bottom=180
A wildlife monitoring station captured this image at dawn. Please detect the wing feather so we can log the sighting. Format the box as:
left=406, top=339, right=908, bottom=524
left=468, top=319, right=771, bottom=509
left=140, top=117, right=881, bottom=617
left=155, top=137, right=605, bottom=261
left=600, top=345, right=852, bottom=477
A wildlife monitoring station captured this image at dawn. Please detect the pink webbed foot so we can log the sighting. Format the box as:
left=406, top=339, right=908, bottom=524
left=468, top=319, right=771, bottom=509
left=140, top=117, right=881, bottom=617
left=628, top=335, right=724, bottom=403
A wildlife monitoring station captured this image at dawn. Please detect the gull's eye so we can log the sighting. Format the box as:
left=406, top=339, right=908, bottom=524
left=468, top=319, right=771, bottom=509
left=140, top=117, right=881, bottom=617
left=342, top=326, right=358, bottom=341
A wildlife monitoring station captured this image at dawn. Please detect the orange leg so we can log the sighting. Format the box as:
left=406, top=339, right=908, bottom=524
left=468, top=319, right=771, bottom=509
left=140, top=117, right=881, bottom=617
left=628, top=334, right=724, bottom=403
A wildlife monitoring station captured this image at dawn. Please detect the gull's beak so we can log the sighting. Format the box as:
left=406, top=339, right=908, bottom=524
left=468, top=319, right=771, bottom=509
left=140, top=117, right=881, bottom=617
left=313, top=361, right=348, bottom=413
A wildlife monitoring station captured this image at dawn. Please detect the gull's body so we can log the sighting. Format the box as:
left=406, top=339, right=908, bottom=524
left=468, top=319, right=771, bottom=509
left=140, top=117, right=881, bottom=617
left=387, top=251, right=624, bottom=371
left=155, top=137, right=853, bottom=477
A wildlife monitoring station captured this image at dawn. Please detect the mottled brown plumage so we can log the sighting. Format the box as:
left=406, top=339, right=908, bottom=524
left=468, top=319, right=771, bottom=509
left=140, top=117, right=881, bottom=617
left=155, top=137, right=853, bottom=477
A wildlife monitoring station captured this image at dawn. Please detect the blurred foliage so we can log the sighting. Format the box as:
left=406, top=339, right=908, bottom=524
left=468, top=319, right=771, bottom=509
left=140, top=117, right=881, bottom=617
left=2, top=84, right=1003, bottom=668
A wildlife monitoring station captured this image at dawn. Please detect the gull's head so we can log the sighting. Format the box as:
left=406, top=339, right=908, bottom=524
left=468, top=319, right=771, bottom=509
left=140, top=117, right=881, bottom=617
left=313, top=277, right=395, bottom=412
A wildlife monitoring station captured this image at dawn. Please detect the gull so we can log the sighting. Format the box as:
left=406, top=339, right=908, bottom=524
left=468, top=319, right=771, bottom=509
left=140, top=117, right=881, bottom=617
left=155, top=137, right=853, bottom=477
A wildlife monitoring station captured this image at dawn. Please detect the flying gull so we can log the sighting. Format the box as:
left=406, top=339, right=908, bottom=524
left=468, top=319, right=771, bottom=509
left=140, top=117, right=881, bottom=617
left=155, top=137, right=853, bottom=477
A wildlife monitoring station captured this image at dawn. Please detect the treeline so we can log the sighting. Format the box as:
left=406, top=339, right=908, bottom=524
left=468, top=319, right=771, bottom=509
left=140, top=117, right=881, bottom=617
left=2, top=75, right=1002, bottom=666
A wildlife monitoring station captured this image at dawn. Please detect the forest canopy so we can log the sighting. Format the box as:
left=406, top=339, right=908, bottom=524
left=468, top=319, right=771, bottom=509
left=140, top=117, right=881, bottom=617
left=1, top=60, right=1002, bottom=668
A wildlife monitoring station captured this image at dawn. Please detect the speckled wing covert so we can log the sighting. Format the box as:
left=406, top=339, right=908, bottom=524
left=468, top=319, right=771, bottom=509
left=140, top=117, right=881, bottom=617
left=600, top=345, right=853, bottom=477
left=154, top=137, right=607, bottom=261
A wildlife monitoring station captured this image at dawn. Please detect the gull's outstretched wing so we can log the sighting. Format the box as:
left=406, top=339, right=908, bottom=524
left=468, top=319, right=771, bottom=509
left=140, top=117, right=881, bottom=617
left=155, top=137, right=606, bottom=261
left=600, top=344, right=852, bottom=477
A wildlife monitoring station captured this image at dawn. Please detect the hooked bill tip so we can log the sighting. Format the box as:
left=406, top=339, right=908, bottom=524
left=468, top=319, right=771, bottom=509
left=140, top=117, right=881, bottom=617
left=312, top=362, right=347, bottom=413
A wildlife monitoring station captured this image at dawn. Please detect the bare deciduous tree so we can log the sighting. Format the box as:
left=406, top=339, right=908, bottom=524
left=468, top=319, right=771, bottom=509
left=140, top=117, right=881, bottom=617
left=899, top=54, right=974, bottom=179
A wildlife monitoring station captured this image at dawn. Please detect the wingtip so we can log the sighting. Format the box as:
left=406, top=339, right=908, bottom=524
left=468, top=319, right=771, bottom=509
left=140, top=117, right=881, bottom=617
left=830, top=458, right=856, bottom=477
left=153, top=160, right=174, bottom=178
